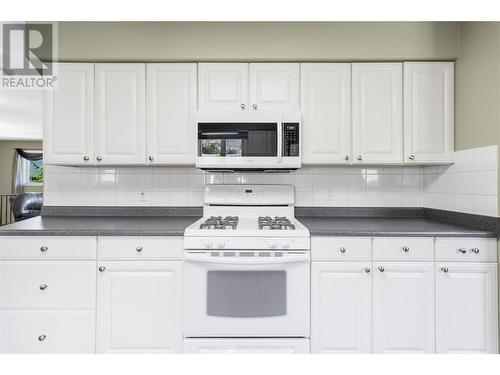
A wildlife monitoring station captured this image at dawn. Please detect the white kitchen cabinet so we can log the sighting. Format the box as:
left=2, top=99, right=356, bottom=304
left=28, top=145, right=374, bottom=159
left=435, top=262, right=498, bottom=353
left=352, top=63, right=402, bottom=164
left=301, top=63, right=351, bottom=164
left=198, top=63, right=248, bottom=111
left=311, top=262, right=372, bottom=353
left=44, top=63, right=94, bottom=164
left=96, top=261, right=182, bottom=353
left=373, top=262, right=435, bottom=353
left=404, top=62, right=454, bottom=163
left=95, top=63, right=146, bottom=164
left=248, top=63, right=299, bottom=111
left=146, top=63, right=197, bottom=164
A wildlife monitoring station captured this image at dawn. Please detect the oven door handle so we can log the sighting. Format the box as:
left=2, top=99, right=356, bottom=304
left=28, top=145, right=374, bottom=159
left=184, top=253, right=309, bottom=265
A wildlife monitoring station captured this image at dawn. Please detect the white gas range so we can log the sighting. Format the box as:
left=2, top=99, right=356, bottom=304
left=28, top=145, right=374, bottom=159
left=183, top=184, right=311, bottom=354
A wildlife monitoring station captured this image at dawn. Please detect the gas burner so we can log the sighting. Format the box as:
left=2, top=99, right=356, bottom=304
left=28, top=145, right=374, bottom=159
left=258, top=216, right=296, bottom=230
left=200, top=216, right=239, bottom=230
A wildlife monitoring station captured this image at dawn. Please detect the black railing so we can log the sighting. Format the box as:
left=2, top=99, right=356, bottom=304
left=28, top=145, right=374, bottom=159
left=0, top=194, right=16, bottom=226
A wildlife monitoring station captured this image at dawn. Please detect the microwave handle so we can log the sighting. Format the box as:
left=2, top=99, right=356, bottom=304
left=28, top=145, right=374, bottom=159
left=184, top=253, right=308, bottom=265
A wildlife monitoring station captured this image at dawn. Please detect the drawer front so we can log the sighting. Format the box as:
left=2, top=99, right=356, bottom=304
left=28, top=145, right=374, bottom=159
left=373, top=237, right=434, bottom=261
left=311, top=237, right=371, bottom=261
left=435, top=238, right=497, bottom=262
left=0, top=312, right=95, bottom=353
left=98, top=236, right=183, bottom=260
left=0, top=236, right=96, bottom=259
left=0, top=261, right=96, bottom=311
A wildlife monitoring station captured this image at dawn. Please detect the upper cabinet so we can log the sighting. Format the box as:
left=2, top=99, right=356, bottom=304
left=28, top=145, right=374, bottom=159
left=301, top=63, right=351, bottom=164
left=198, top=63, right=299, bottom=111
left=404, top=62, right=454, bottom=163
left=44, top=63, right=94, bottom=164
left=146, top=64, right=197, bottom=164
left=95, top=63, right=146, bottom=164
left=352, top=63, right=403, bottom=164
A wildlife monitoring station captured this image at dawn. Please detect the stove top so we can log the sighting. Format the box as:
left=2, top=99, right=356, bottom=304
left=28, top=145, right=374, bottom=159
left=199, top=216, right=239, bottom=230
left=258, top=216, right=296, bottom=230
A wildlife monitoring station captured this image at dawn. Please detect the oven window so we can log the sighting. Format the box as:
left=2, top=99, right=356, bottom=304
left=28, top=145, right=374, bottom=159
left=207, top=271, right=286, bottom=317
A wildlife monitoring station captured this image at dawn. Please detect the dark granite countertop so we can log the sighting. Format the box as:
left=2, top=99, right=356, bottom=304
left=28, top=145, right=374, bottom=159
left=297, top=217, right=497, bottom=238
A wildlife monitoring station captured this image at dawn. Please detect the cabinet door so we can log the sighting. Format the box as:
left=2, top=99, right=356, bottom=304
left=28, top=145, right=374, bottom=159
left=436, top=263, right=498, bottom=353
left=301, top=64, right=351, bottom=164
left=311, top=262, right=372, bottom=353
left=146, top=63, right=197, bottom=164
left=95, top=63, right=146, bottom=164
left=373, top=262, right=435, bottom=353
left=198, top=63, right=248, bottom=110
left=96, top=261, right=182, bottom=353
left=44, top=63, right=94, bottom=164
left=352, top=63, right=402, bottom=164
left=248, top=63, right=299, bottom=111
left=404, top=62, right=454, bottom=163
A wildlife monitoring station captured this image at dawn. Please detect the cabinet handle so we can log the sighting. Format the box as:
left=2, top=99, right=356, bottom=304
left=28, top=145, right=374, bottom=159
left=457, top=248, right=467, bottom=254
left=409, top=155, right=415, bottom=160
left=136, top=246, right=143, bottom=253
left=357, top=156, right=362, bottom=161
left=364, top=267, right=371, bottom=274
left=339, top=247, right=346, bottom=254
left=240, top=104, right=246, bottom=110
left=402, top=246, right=410, bottom=252
left=378, top=266, right=385, bottom=272
left=38, top=334, right=46, bottom=342
left=83, top=156, right=89, bottom=161
left=441, top=266, right=449, bottom=273
left=98, top=266, right=106, bottom=272
left=148, top=156, right=154, bottom=162
left=344, top=155, right=350, bottom=161
left=39, top=284, right=48, bottom=291
left=470, top=248, right=480, bottom=254
left=96, top=156, right=102, bottom=161
left=40, top=246, right=48, bottom=252
left=252, top=104, right=258, bottom=110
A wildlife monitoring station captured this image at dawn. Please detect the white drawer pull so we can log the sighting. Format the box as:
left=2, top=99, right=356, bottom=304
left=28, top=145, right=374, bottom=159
left=40, top=246, right=48, bottom=252
left=39, top=284, right=48, bottom=291
left=457, top=248, right=467, bottom=254
left=441, top=266, right=449, bottom=273
left=364, top=267, right=371, bottom=274
left=470, top=248, right=480, bottom=254
left=38, top=334, right=46, bottom=342
left=339, top=247, right=346, bottom=254
left=401, top=246, right=410, bottom=252
left=136, top=246, right=143, bottom=252
left=378, top=266, right=385, bottom=272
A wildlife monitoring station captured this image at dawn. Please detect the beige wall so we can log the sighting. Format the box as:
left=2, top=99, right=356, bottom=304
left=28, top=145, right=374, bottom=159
left=57, top=22, right=460, bottom=62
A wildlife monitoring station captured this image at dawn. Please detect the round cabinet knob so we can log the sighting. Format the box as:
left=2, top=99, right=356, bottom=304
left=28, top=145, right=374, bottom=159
left=339, top=247, right=346, bottom=254
left=378, top=266, right=385, bottom=272
left=40, top=246, right=48, bottom=252
left=364, top=267, right=371, bottom=274
left=240, top=103, right=246, bottom=110
left=281, top=242, right=290, bottom=249
left=38, top=334, right=46, bottom=342
left=441, top=266, right=449, bottom=273
left=457, top=248, right=467, bottom=254
left=96, top=156, right=102, bottom=161
left=409, top=155, right=415, bottom=160
left=217, top=242, right=226, bottom=249
left=39, top=284, right=48, bottom=291
left=344, top=155, right=350, bottom=161
left=269, top=242, right=278, bottom=249
left=148, top=156, right=154, bottom=162
left=83, top=156, right=89, bottom=161
left=136, top=246, right=143, bottom=252
left=252, top=104, right=258, bottom=110
left=98, top=266, right=106, bottom=272
left=402, top=246, right=410, bottom=253
left=470, top=248, right=480, bottom=254
left=357, top=156, right=362, bottom=161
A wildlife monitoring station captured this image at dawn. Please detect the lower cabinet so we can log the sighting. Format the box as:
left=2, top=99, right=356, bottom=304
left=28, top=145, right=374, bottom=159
left=435, top=262, right=498, bottom=353
left=96, top=261, right=183, bottom=353
left=372, top=262, right=435, bottom=353
left=311, top=262, right=372, bottom=353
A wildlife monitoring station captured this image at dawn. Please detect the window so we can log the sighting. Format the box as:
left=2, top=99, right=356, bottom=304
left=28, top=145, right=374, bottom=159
left=22, top=155, right=43, bottom=186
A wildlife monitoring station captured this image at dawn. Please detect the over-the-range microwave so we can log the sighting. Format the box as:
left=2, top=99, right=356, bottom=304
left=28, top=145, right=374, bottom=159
left=195, top=111, right=301, bottom=171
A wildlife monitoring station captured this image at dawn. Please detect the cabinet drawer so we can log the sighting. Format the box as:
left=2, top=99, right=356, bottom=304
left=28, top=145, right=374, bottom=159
left=435, top=238, right=497, bottom=262
left=0, top=311, right=95, bottom=353
left=311, top=237, right=371, bottom=261
left=373, top=237, right=433, bottom=261
left=0, top=261, right=96, bottom=311
left=98, top=236, right=183, bottom=260
left=0, top=236, right=96, bottom=259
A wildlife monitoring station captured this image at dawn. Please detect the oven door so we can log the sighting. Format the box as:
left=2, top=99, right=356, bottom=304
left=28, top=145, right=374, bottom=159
left=183, top=251, right=310, bottom=338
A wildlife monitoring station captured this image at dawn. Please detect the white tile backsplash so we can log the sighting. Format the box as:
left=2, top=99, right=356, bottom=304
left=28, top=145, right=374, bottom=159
left=43, top=146, right=498, bottom=217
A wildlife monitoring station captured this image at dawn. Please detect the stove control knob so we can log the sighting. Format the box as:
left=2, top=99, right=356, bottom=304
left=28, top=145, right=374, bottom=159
left=204, top=241, right=214, bottom=249
left=281, top=242, right=291, bottom=249
left=268, top=241, right=278, bottom=249
left=217, top=241, right=226, bottom=249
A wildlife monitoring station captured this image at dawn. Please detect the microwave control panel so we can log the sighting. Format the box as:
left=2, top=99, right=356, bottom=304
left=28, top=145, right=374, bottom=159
left=282, top=123, right=300, bottom=157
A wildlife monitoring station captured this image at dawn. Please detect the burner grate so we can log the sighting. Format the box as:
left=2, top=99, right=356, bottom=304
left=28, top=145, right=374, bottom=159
left=200, top=216, right=239, bottom=230
left=258, top=216, right=296, bottom=230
